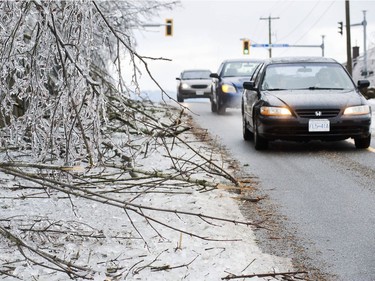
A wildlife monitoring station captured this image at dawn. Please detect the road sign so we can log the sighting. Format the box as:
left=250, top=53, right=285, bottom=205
left=251, top=43, right=289, bottom=48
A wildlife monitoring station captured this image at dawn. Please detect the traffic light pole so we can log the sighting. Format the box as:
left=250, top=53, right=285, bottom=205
left=249, top=35, right=325, bottom=57
left=288, top=35, right=325, bottom=57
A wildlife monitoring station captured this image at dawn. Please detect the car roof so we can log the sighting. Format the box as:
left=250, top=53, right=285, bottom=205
left=263, top=56, right=338, bottom=65
left=221, top=58, right=263, bottom=64
left=182, top=69, right=211, bottom=72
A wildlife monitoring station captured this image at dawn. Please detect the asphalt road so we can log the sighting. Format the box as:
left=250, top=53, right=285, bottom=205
left=184, top=99, right=375, bottom=281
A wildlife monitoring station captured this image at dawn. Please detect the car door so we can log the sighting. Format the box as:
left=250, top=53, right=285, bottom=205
left=244, top=64, right=264, bottom=129
left=210, top=62, right=225, bottom=103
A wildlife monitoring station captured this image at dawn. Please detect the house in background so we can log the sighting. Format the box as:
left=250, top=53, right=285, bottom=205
left=351, top=45, right=375, bottom=99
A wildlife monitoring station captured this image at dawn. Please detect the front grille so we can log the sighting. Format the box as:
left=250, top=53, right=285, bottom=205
left=191, top=84, right=209, bottom=89
left=295, top=109, right=340, bottom=118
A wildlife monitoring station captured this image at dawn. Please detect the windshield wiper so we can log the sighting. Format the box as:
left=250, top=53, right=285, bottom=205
left=267, top=88, right=287, bottom=91
left=305, top=86, right=345, bottom=90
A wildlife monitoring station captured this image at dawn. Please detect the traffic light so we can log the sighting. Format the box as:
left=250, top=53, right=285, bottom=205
left=338, top=21, right=343, bottom=35
left=243, top=40, right=250, bottom=55
left=165, top=19, right=173, bottom=36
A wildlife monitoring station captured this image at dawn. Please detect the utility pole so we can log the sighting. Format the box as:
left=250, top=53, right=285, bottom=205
left=363, top=10, right=367, bottom=76
left=351, top=10, right=367, bottom=76
left=260, top=15, right=280, bottom=58
left=345, top=0, right=352, bottom=75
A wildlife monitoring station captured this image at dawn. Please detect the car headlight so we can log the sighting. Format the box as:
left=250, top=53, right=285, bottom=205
left=221, top=84, right=236, bottom=93
left=181, top=83, right=189, bottom=89
left=260, top=106, right=292, bottom=116
left=343, top=105, right=370, bottom=115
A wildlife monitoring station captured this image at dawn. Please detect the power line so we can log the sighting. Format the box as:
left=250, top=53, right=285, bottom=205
left=275, top=1, right=321, bottom=43
left=292, top=1, right=335, bottom=45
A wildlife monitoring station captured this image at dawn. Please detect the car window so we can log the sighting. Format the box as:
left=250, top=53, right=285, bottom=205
left=222, top=62, right=260, bottom=77
left=252, top=63, right=265, bottom=87
left=261, top=63, right=355, bottom=91
left=182, top=70, right=211, bottom=80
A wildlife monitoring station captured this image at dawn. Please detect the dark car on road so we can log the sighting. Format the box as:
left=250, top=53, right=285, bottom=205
left=176, top=69, right=212, bottom=102
left=242, top=57, right=372, bottom=150
left=210, top=59, right=261, bottom=114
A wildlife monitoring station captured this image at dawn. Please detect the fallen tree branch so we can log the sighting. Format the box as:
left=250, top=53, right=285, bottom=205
left=221, top=270, right=308, bottom=280
left=0, top=225, right=92, bottom=279
left=0, top=165, right=265, bottom=237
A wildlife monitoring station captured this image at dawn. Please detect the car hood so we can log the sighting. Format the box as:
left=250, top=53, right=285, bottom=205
left=263, top=89, right=366, bottom=109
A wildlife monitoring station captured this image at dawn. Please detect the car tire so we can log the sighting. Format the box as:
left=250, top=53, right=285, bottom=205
left=354, top=135, right=371, bottom=149
left=211, top=98, right=217, bottom=113
left=242, top=115, right=253, bottom=141
left=254, top=120, right=268, bottom=150
left=216, top=97, right=226, bottom=115
left=217, top=104, right=226, bottom=115
left=177, top=95, right=184, bottom=103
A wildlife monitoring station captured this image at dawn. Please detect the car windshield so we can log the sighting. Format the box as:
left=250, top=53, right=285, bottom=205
left=182, top=70, right=211, bottom=79
left=261, top=63, right=355, bottom=91
left=222, top=62, right=259, bottom=77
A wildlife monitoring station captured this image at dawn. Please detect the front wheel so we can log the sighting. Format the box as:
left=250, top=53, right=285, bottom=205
left=210, top=98, right=217, bottom=113
left=254, top=120, right=268, bottom=150
left=216, top=96, right=226, bottom=115
left=242, top=115, right=253, bottom=141
left=354, top=135, right=371, bottom=149
left=217, top=104, right=226, bottom=115
left=177, top=94, right=184, bottom=103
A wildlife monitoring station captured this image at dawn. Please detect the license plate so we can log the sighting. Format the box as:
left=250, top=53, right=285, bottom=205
left=196, top=90, right=204, bottom=95
left=309, top=119, right=330, bottom=132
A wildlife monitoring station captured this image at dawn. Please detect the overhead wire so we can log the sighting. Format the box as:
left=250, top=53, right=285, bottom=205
left=292, top=1, right=335, bottom=45
left=275, top=1, right=335, bottom=57
left=270, top=0, right=294, bottom=19
left=274, top=0, right=321, bottom=43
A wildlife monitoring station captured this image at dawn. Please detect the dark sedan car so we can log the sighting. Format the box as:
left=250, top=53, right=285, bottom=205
left=242, top=57, right=372, bottom=150
left=176, top=69, right=212, bottom=102
left=210, top=59, right=261, bottom=114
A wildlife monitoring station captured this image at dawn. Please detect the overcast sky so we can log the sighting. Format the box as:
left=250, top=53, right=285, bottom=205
left=131, top=0, right=375, bottom=93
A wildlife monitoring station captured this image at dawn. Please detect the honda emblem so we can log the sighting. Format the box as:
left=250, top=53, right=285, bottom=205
left=315, top=111, right=322, bottom=116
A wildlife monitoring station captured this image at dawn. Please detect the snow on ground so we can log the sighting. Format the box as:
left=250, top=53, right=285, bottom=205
left=0, top=104, right=296, bottom=281
left=1, top=184, right=292, bottom=280
left=3, top=97, right=373, bottom=280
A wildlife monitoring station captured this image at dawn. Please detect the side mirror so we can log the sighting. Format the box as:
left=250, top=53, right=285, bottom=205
left=243, top=81, right=256, bottom=90
left=176, top=77, right=181, bottom=80
left=358, top=80, right=370, bottom=89
left=210, top=73, right=220, bottom=80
